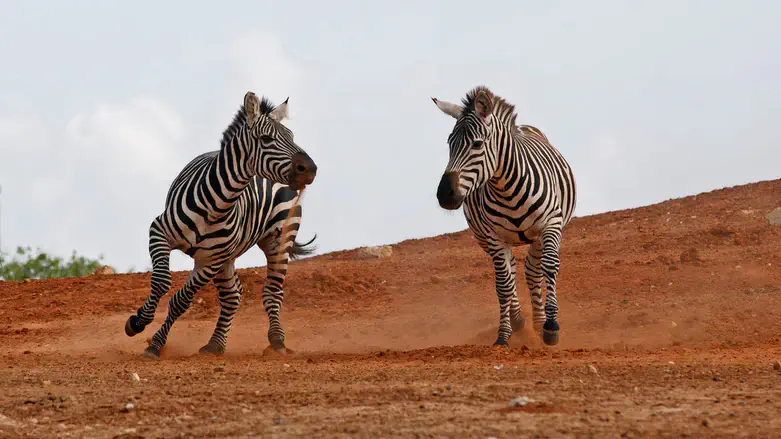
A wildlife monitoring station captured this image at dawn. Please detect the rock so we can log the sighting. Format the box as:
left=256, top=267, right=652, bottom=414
left=680, top=248, right=701, bottom=264
left=356, top=245, right=393, bottom=259
left=120, top=402, right=135, bottom=413
left=92, top=265, right=114, bottom=275
left=587, top=364, right=598, bottom=375
left=130, top=372, right=141, bottom=384
left=494, top=364, right=504, bottom=371
left=214, top=366, right=225, bottom=372
left=671, top=321, right=678, bottom=328
left=508, top=396, right=535, bottom=407
left=702, top=418, right=712, bottom=428
left=772, top=359, right=781, bottom=371
left=766, top=208, right=781, bottom=226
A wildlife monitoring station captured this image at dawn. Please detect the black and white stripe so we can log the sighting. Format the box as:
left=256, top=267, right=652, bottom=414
left=432, top=86, right=576, bottom=347
left=125, top=91, right=318, bottom=359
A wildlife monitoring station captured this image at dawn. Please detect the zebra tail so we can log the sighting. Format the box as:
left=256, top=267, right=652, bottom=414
left=289, top=234, right=318, bottom=260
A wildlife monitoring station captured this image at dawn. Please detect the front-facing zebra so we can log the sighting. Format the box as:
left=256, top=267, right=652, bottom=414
left=124, top=91, right=318, bottom=360
left=431, top=86, right=576, bottom=347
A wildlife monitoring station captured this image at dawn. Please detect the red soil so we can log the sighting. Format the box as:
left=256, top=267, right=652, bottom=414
left=2, top=179, right=781, bottom=438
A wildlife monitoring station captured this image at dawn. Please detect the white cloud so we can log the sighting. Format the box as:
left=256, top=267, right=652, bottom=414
left=65, top=97, right=187, bottom=184
left=0, top=97, right=190, bottom=272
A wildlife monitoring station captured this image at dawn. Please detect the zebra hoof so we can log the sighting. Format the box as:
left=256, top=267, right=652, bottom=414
left=492, top=338, right=510, bottom=349
left=511, top=314, right=526, bottom=332
left=198, top=342, right=225, bottom=356
left=143, top=345, right=161, bottom=360
left=542, top=320, right=560, bottom=346
left=125, top=315, right=145, bottom=337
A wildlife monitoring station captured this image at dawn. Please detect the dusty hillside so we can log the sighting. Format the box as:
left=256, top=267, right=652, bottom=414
left=1, top=178, right=781, bottom=438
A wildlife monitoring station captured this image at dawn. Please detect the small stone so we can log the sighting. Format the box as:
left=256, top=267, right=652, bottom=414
left=671, top=321, right=678, bottom=328
left=130, top=372, right=141, bottom=384
left=713, top=376, right=722, bottom=382
left=214, top=366, right=225, bottom=372
left=741, top=209, right=754, bottom=215
left=355, top=245, right=393, bottom=259
left=283, top=364, right=291, bottom=368
left=668, top=361, right=675, bottom=365
left=587, top=364, right=598, bottom=375
left=120, top=402, right=135, bottom=413
left=766, top=207, right=781, bottom=226
left=702, top=418, right=712, bottom=428
left=242, top=408, right=251, bottom=414
left=772, top=359, right=781, bottom=371
left=197, top=298, right=204, bottom=304
left=508, top=396, right=535, bottom=407
left=494, top=364, right=504, bottom=371
left=92, top=265, right=114, bottom=275
left=42, top=380, right=51, bottom=386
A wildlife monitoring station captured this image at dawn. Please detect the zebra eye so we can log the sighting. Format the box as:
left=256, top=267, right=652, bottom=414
left=472, top=140, right=484, bottom=149
left=260, top=135, right=275, bottom=144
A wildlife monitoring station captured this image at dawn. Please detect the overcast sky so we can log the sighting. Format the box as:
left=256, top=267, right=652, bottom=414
left=1, top=1, right=779, bottom=272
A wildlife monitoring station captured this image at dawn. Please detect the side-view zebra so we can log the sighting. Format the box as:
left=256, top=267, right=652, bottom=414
left=124, top=91, right=318, bottom=360
left=431, top=86, right=576, bottom=347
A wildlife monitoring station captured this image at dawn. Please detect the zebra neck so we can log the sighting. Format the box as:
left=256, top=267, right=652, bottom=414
left=202, top=134, right=254, bottom=218
left=488, top=134, right=527, bottom=195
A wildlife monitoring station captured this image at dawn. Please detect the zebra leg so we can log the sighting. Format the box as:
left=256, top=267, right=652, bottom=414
left=524, top=239, right=546, bottom=331
left=126, top=220, right=172, bottom=337
left=539, top=225, right=564, bottom=346
left=508, top=252, right=526, bottom=333
left=143, top=265, right=220, bottom=360
left=260, top=247, right=293, bottom=354
left=199, top=262, right=243, bottom=356
left=489, top=244, right=519, bottom=347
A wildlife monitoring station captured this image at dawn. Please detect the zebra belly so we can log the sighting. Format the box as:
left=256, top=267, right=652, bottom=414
left=495, top=225, right=537, bottom=246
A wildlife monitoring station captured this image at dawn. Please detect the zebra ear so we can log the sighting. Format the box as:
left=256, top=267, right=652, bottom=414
left=269, top=97, right=289, bottom=123
left=474, top=90, right=494, bottom=120
left=244, top=92, right=261, bottom=125
left=431, top=97, right=463, bottom=119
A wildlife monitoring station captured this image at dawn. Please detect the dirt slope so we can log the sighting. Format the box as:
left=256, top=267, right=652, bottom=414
left=2, top=178, right=781, bottom=438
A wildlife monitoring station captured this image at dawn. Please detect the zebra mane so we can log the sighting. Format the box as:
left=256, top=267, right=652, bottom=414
left=220, top=96, right=277, bottom=149
left=460, top=86, right=518, bottom=128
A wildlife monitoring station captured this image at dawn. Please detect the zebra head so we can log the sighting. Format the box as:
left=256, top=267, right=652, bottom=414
left=243, top=92, right=317, bottom=190
left=431, top=87, right=500, bottom=210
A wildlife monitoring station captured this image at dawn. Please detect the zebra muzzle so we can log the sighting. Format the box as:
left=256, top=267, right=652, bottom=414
left=437, top=171, right=464, bottom=210
left=289, top=152, right=318, bottom=190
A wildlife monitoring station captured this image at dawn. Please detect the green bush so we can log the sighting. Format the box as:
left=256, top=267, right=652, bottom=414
left=0, top=246, right=113, bottom=281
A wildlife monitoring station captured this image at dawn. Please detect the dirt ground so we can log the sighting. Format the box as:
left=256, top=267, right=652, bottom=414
left=2, top=179, right=781, bottom=438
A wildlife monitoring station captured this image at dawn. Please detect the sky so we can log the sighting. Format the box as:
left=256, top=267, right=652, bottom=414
left=0, top=0, right=780, bottom=272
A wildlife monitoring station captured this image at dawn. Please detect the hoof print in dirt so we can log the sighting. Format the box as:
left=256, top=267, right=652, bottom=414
left=199, top=342, right=225, bottom=356
left=143, top=346, right=161, bottom=360
left=263, top=345, right=295, bottom=357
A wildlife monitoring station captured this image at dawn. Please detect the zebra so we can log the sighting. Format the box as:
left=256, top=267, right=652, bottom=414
left=124, top=91, right=318, bottom=360
left=431, top=86, right=576, bottom=347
